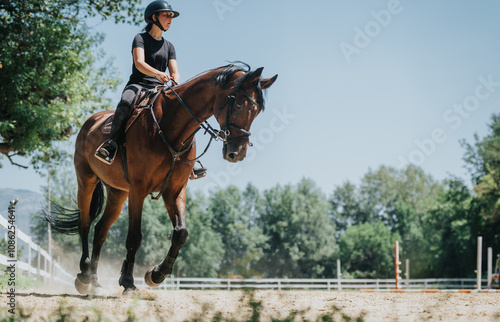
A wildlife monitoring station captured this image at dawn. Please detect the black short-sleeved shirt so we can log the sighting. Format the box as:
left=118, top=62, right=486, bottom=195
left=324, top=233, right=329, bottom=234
left=126, top=32, right=176, bottom=88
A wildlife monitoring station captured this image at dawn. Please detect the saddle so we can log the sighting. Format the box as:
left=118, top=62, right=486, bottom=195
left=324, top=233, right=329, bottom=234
left=101, top=86, right=163, bottom=135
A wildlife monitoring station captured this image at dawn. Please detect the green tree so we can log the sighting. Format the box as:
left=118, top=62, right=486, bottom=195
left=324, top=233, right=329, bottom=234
left=462, top=113, right=500, bottom=220
left=258, top=178, right=337, bottom=278
left=359, top=165, right=441, bottom=227
left=0, top=0, right=142, bottom=167
left=329, top=181, right=367, bottom=237
left=175, top=191, right=224, bottom=277
left=330, top=165, right=441, bottom=229
left=338, top=222, right=400, bottom=278
left=329, top=165, right=443, bottom=277
left=424, top=178, right=480, bottom=277
left=209, top=185, right=267, bottom=277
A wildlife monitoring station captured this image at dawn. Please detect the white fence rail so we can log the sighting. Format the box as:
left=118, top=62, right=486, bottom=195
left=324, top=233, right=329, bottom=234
left=126, top=277, right=487, bottom=291
left=0, top=212, right=73, bottom=287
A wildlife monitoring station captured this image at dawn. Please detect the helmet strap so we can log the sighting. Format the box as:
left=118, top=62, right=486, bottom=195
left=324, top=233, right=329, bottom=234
left=153, top=14, right=166, bottom=31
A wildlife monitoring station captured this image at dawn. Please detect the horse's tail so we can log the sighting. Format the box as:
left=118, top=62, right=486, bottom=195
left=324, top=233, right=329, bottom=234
left=45, top=181, right=105, bottom=234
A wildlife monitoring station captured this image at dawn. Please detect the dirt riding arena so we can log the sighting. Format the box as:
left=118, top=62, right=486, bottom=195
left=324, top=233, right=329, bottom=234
left=5, top=288, right=500, bottom=321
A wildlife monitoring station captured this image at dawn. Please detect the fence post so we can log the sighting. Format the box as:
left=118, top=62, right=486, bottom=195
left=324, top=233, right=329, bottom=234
left=476, top=236, right=482, bottom=290
left=405, top=259, right=410, bottom=288
left=28, top=241, right=32, bottom=277
left=37, top=249, right=40, bottom=277
left=487, top=247, right=492, bottom=289
left=44, top=254, right=47, bottom=283
left=394, top=241, right=401, bottom=289
left=337, top=259, right=342, bottom=290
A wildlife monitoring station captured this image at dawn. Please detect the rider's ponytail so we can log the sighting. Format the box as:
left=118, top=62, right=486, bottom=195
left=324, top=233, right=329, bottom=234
left=144, top=23, right=153, bottom=32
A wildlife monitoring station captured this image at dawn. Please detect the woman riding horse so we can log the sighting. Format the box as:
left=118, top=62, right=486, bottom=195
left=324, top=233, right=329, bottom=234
left=49, top=62, right=277, bottom=295
left=96, top=1, right=206, bottom=177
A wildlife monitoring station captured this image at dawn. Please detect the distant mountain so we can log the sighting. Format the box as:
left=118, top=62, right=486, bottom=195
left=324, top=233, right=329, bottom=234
left=0, top=188, right=45, bottom=234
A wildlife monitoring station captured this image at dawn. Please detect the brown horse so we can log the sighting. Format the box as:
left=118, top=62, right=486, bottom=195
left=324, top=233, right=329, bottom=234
left=47, top=64, right=277, bottom=294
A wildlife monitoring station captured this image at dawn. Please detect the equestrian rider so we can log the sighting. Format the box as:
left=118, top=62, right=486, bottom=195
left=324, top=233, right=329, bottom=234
left=96, top=1, right=206, bottom=177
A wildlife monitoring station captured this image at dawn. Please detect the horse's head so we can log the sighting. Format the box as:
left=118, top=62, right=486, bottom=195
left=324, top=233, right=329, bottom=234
left=213, top=66, right=278, bottom=162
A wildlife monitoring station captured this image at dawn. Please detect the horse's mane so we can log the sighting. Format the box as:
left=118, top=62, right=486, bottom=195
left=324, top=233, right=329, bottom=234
left=177, top=62, right=266, bottom=110
left=210, top=62, right=250, bottom=88
left=210, top=62, right=266, bottom=110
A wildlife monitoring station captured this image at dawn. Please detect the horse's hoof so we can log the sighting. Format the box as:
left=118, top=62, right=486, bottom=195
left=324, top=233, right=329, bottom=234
left=144, top=267, right=161, bottom=287
left=75, top=277, right=91, bottom=294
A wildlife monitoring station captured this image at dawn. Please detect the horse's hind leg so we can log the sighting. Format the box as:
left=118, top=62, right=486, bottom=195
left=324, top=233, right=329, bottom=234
left=89, top=187, right=128, bottom=293
left=145, top=187, right=188, bottom=287
left=74, top=176, right=100, bottom=294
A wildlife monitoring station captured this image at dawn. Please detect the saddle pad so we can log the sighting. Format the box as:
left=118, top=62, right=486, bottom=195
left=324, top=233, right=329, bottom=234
left=101, top=109, right=147, bottom=135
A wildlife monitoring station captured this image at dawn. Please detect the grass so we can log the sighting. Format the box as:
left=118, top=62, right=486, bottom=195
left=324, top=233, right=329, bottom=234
left=0, top=272, right=42, bottom=291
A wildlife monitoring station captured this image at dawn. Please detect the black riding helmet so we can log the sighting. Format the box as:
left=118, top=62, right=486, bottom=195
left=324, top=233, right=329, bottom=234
left=145, top=0, right=179, bottom=31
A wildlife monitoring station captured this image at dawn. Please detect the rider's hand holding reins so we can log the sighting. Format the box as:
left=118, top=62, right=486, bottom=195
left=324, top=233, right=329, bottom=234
left=155, top=70, right=171, bottom=83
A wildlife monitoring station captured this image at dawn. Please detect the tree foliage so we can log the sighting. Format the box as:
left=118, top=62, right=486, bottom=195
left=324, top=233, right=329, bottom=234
left=175, top=192, right=224, bottom=277
left=257, top=179, right=337, bottom=278
left=209, top=185, right=267, bottom=277
left=462, top=114, right=500, bottom=220
left=0, top=0, right=142, bottom=167
left=339, top=222, right=399, bottom=278
left=425, top=178, right=479, bottom=277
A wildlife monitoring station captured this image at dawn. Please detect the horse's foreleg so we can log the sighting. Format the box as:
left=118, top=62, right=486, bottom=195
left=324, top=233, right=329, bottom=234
left=145, top=188, right=188, bottom=287
left=90, top=187, right=128, bottom=292
left=119, top=188, right=146, bottom=294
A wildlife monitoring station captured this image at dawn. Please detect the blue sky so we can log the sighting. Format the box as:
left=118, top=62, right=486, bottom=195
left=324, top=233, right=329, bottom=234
left=2, top=0, right=500, bottom=197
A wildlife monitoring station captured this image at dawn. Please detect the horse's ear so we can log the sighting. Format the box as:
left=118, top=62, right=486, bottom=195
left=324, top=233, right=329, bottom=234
left=260, top=74, right=278, bottom=89
left=249, top=67, right=264, bottom=83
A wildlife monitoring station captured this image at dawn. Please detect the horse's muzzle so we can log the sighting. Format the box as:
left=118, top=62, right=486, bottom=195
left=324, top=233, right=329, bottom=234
left=223, top=142, right=247, bottom=163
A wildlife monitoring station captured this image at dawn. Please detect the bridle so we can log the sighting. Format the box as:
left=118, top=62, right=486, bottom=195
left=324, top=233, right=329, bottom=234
left=164, top=79, right=260, bottom=148
left=145, top=77, right=260, bottom=200
left=215, top=85, right=260, bottom=146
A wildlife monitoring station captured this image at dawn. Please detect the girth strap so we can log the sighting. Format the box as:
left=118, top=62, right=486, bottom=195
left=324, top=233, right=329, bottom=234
left=145, top=102, right=194, bottom=201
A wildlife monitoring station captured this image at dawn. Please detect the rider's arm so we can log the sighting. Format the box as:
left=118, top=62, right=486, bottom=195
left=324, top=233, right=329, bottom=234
left=132, top=47, right=171, bottom=83
left=168, top=59, right=180, bottom=85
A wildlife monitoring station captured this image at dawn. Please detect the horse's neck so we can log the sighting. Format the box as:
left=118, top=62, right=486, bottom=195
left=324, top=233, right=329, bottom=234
left=177, top=76, right=218, bottom=121
left=159, top=72, right=220, bottom=145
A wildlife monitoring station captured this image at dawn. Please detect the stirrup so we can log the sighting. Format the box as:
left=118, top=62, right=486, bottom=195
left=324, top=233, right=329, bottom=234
left=95, top=140, right=117, bottom=165
left=190, top=161, right=207, bottom=180
left=190, top=168, right=207, bottom=180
